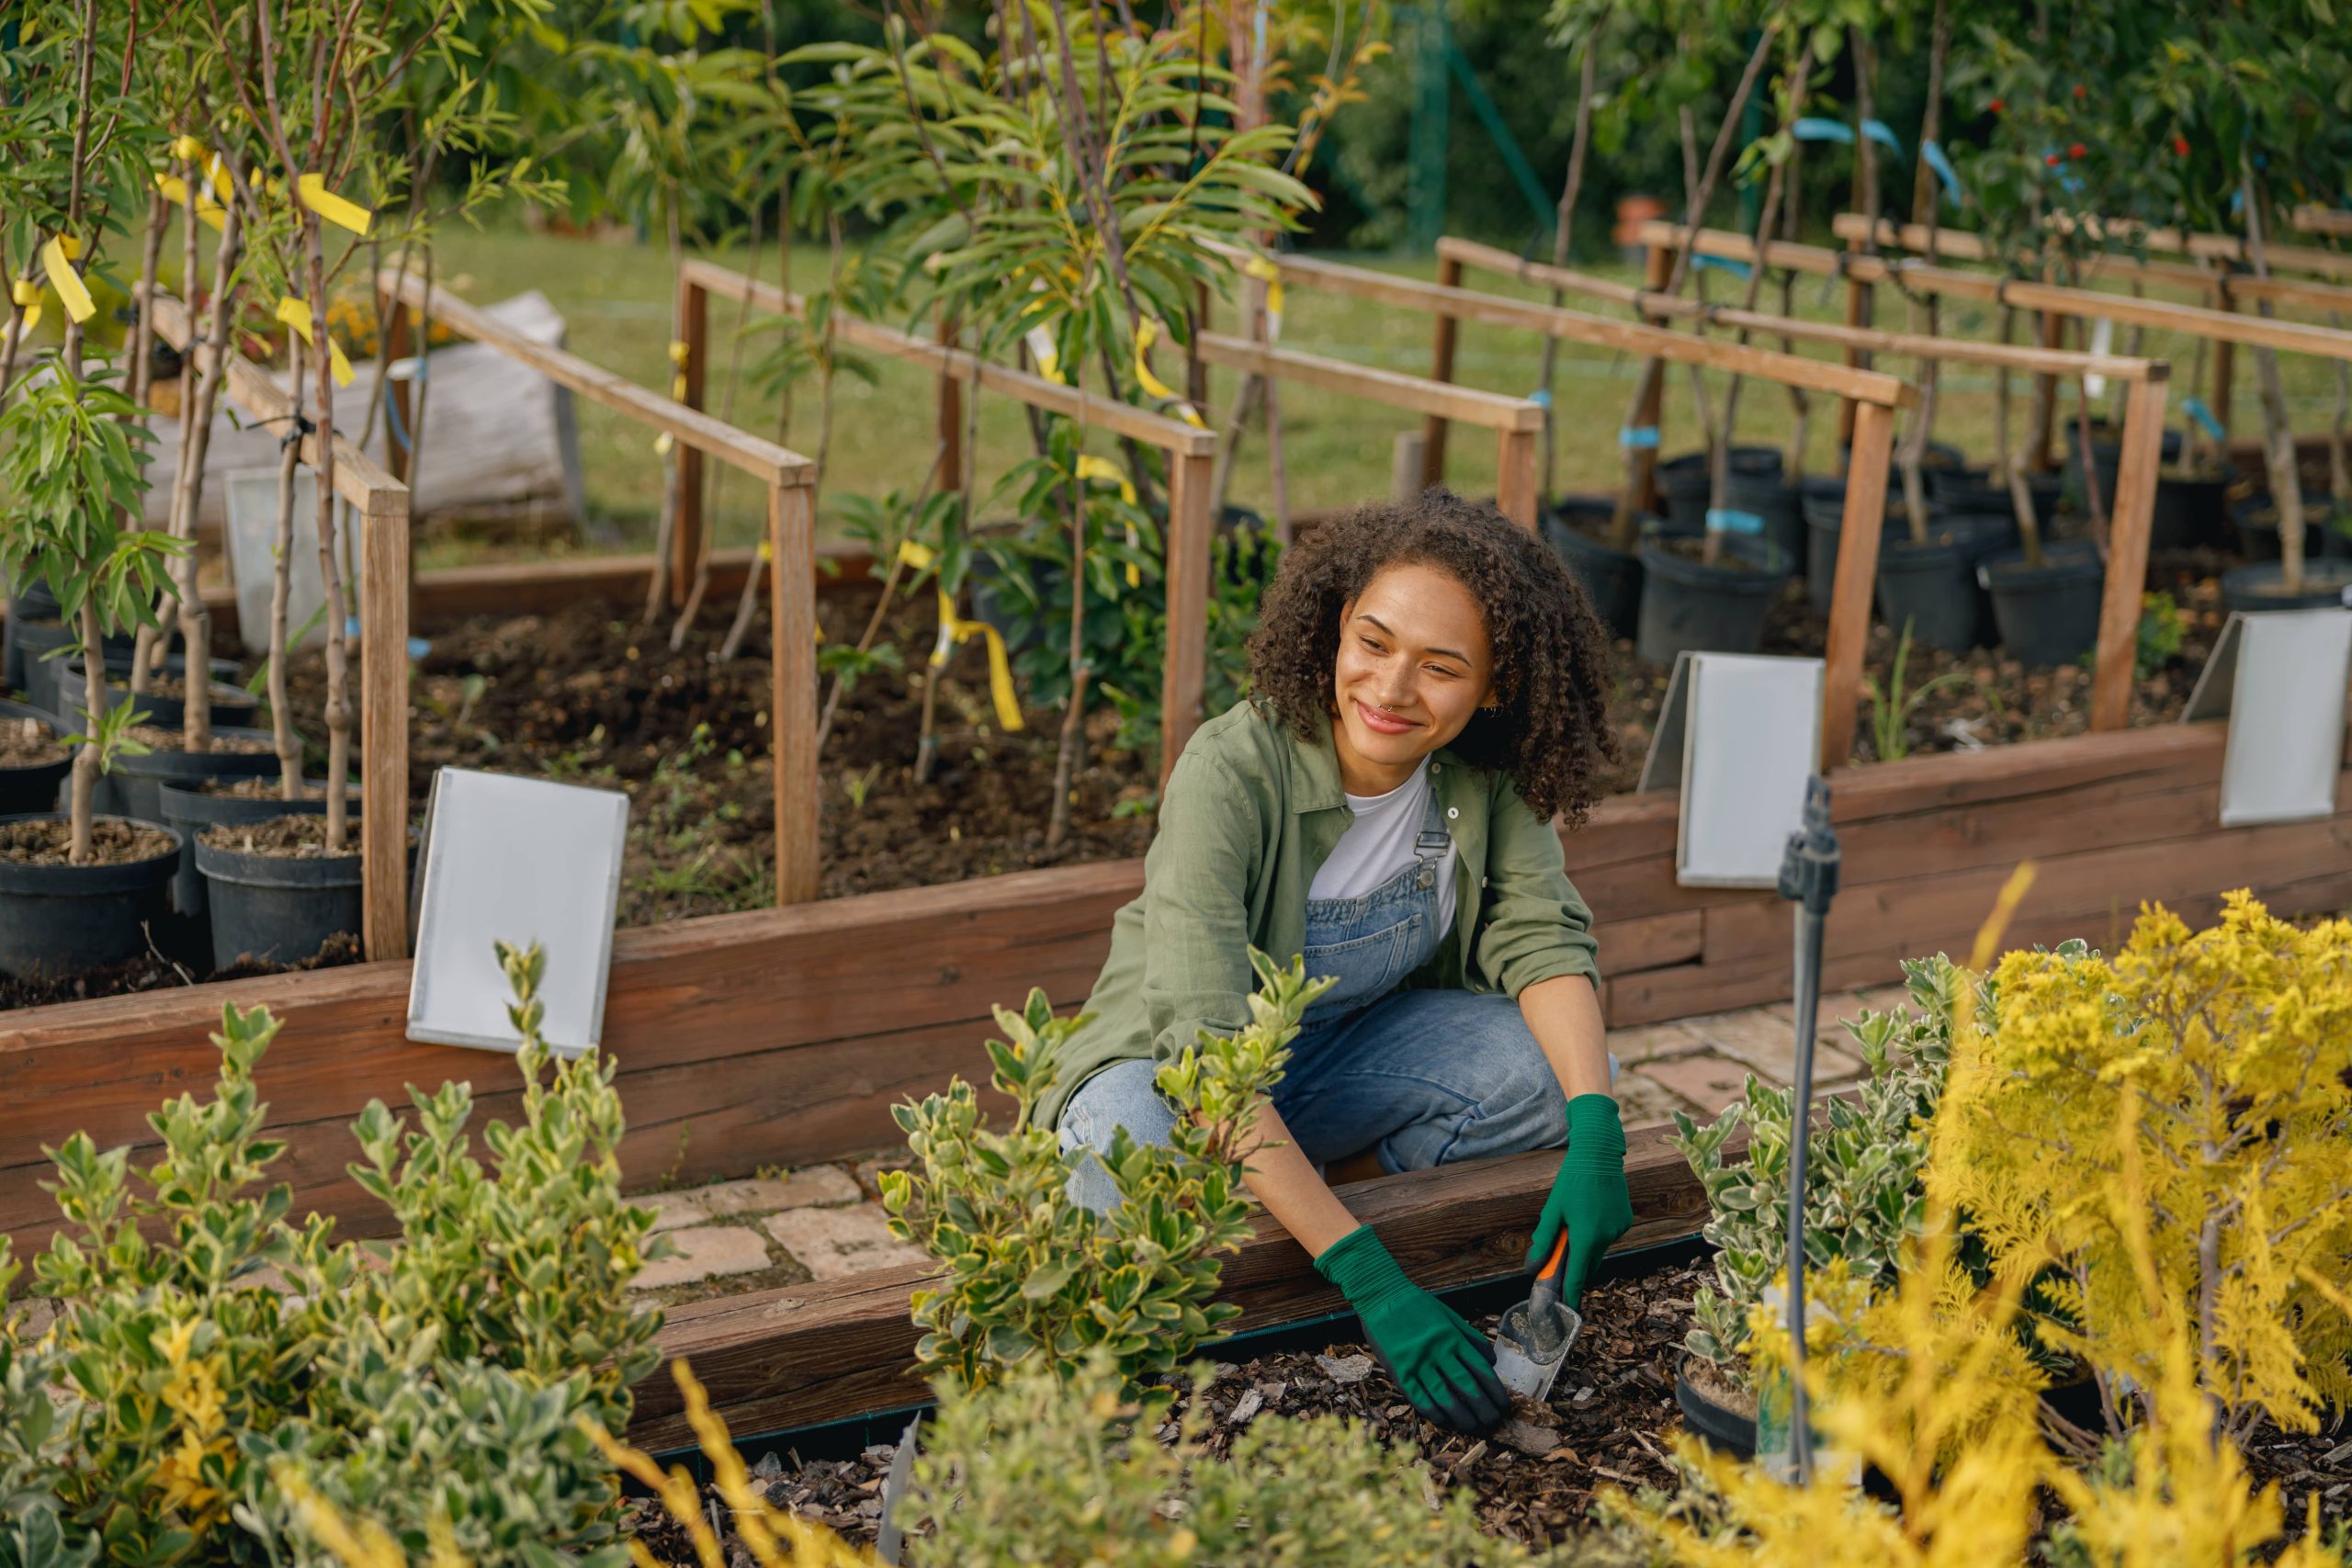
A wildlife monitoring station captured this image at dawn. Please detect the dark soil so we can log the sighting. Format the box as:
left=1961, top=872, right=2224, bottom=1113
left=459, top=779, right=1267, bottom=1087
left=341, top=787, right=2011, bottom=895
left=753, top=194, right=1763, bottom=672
left=0, top=930, right=364, bottom=1011
left=0, top=817, right=176, bottom=866
left=0, top=712, right=64, bottom=767
left=626, top=1259, right=1709, bottom=1557
left=198, top=776, right=357, bottom=801
left=197, top=814, right=360, bottom=860
left=1653, top=534, right=1773, bottom=571
left=124, top=724, right=277, bottom=754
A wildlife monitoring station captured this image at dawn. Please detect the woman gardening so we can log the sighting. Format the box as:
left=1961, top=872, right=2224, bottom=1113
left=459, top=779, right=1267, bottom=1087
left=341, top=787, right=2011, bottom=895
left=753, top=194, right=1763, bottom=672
left=1045, top=490, right=1630, bottom=1438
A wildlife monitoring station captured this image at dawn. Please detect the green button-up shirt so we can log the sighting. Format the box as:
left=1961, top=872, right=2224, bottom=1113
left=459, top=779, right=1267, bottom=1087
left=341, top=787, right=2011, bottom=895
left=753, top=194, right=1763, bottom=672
left=1040, top=698, right=1600, bottom=1130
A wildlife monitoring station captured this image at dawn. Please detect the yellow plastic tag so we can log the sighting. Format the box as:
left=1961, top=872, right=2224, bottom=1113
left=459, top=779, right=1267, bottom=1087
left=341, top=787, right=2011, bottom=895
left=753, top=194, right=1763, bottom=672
left=757, top=535, right=773, bottom=563
left=208, top=155, right=234, bottom=204
left=1241, top=254, right=1285, bottom=334
left=18, top=303, right=39, bottom=333
left=296, top=173, right=373, bottom=237
left=1133, top=320, right=1205, bottom=427
left=1073, top=455, right=1138, bottom=507
left=155, top=172, right=227, bottom=231
left=277, top=296, right=315, bottom=343
left=1024, top=325, right=1063, bottom=385
left=327, top=336, right=354, bottom=388
left=55, top=235, right=79, bottom=261
left=668, top=339, right=690, bottom=366
left=10, top=280, right=39, bottom=308
left=654, top=432, right=674, bottom=457
left=41, top=237, right=93, bottom=324
left=930, top=589, right=1025, bottom=731
left=171, top=133, right=209, bottom=163
left=897, top=539, right=936, bottom=571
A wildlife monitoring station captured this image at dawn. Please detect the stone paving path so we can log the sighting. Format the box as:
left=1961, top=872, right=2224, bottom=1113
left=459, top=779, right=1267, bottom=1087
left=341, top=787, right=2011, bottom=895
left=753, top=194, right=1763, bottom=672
left=625, top=979, right=1912, bottom=1300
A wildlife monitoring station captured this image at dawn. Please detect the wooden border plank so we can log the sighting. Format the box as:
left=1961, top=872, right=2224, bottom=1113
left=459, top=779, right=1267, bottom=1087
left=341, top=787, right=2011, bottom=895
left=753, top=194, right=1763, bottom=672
left=379, top=270, right=815, bottom=486
left=358, top=482, right=411, bottom=960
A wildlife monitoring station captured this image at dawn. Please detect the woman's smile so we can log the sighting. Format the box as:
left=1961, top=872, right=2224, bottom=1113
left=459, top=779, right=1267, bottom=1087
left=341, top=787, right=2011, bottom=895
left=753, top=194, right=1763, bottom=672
left=1352, top=699, right=1419, bottom=737
left=1330, top=561, right=1496, bottom=795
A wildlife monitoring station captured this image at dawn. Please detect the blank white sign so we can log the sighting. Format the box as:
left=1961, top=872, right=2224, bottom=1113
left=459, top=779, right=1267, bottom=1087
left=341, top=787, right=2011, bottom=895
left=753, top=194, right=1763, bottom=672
left=2214, top=610, right=2352, bottom=828
left=407, top=769, right=629, bottom=1056
left=222, top=468, right=361, bottom=656
left=1678, top=655, right=1824, bottom=887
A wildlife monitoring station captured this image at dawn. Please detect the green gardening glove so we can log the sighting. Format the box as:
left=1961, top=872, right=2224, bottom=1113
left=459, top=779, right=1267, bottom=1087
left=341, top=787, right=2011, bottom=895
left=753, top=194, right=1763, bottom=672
left=1525, top=1093, right=1633, bottom=1309
left=1314, top=1224, right=1508, bottom=1435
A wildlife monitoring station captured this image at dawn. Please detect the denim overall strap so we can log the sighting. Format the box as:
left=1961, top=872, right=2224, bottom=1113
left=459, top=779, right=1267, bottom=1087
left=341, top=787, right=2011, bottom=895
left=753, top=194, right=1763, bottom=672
left=1297, top=782, right=1452, bottom=1023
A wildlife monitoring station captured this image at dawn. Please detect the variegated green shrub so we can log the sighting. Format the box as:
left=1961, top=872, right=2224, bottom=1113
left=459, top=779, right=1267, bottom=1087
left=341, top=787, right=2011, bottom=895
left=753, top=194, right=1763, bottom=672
left=1668, top=956, right=1960, bottom=1384
left=0, top=943, right=658, bottom=1568
left=883, top=951, right=1329, bottom=1397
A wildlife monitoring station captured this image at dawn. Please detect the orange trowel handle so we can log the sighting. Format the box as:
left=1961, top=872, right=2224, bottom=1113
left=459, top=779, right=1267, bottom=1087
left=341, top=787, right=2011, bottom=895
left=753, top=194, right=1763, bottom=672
left=1533, top=1229, right=1568, bottom=1299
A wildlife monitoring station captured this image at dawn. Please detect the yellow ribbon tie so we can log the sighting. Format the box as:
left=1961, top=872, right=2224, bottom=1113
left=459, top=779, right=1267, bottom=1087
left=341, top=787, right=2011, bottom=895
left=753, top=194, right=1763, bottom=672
left=275, top=296, right=355, bottom=387
left=10, top=280, right=39, bottom=308
left=1024, top=325, right=1063, bottom=385
left=296, top=173, right=373, bottom=237
left=1240, top=255, right=1285, bottom=322
left=1075, top=456, right=1145, bottom=588
left=668, top=338, right=691, bottom=400
left=930, top=589, right=1024, bottom=732
left=41, top=237, right=93, bottom=324
left=896, top=539, right=936, bottom=571
left=171, top=133, right=209, bottom=162
left=155, top=172, right=228, bottom=232
left=208, top=155, right=234, bottom=205
left=654, top=432, right=674, bottom=456
left=1133, top=320, right=1205, bottom=428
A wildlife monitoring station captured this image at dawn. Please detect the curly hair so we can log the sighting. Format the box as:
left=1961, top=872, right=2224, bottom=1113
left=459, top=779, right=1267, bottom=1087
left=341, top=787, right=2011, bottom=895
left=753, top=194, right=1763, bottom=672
left=1244, top=489, right=1618, bottom=827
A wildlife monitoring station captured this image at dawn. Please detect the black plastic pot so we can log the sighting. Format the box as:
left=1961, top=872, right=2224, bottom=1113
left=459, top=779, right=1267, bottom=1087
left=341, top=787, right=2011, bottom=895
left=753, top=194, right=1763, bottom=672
left=2220, top=560, right=2352, bottom=614
left=0, top=700, right=69, bottom=817
left=1839, top=438, right=1964, bottom=477
left=1654, top=446, right=1783, bottom=526
left=195, top=819, right=363, bottom=969
left=1926, top=467, right=2068, bottom=532
left=0, top=813, right=182, bottom=979
left=1542, top=496, right=1665, bottom=640
left=159, top=782, right=356, bottom=920
left=1981, top=540, right=2106, bottom=667
left=1675, top=1353, right=1756, bottom=1459
left=2064, top=422, right=2182, bottom=513
left=56, top=657, right=257, bottom=733
left=1805, top=501, right=1928, bottom=615
left=2148, top=467, right=2233, bottom=552
left=2231, top=493, right=2337, bottom=563
left=1725, top=469, right=1807, bottom=567
left=3, top=579, right=62, bottom=693
left=13, top=619, right=138, bottom=716
left=1877, top=536, right=1983, bottom=653
left=1635, top=536, right=1790, bottom=664
left=107, top=727, right=285, bottom=826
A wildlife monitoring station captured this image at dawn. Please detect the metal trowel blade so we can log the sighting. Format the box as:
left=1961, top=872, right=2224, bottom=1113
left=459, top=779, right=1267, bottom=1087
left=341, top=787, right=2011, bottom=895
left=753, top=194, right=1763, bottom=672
left=1492, top=1298, right=1582, bottom=1402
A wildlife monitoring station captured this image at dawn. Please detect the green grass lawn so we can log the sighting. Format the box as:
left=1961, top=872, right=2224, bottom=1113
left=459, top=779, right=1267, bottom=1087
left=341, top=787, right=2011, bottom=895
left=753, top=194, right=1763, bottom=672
left=413, top=220, right=2350, bottom=569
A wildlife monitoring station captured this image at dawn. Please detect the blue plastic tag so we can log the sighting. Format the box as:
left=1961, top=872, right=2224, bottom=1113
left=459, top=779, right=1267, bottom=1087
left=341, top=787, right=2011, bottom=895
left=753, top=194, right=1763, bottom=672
left=1792, top=117, right=1856, bottom=145
left=1696, top=253, right=1754, bottom=282
left=1860, top=118, right=1904, bottom=156
left=1527, top=388, right=1552, bottom=410
left=1706, top=508, right=1765, bottom=536
left=1921, top=140, right=1964, bottom=209
left=1618, top=424, right=1661, bottom=449
left=2181, top=395, right=2227, bottom=442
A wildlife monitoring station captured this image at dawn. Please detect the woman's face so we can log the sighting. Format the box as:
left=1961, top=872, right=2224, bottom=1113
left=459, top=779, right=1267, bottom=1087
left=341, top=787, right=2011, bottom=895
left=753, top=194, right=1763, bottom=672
left=1330, top=560, right=1496, bottom=783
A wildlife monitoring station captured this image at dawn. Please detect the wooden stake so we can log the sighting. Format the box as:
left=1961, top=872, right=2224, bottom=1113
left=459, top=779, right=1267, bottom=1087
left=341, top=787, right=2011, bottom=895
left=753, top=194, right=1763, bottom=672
left=1631, top=243, right=1676, bottom=514
left=1838, top=233, right=1870, bottom=447
left=1160, top=449, right=1216, bottom=781
left=670, top=270, right=709, bottom=611
left=1496, top=427, right=1540, bottom=528
left=1822, top=400, right=1894, bottom=771
left=1420, top=252, right=1464, bottom=490
left=771, top=479, right=820, bottom=905
left=360, top=485, right=412, bottom=960
left=378, top=291, right=415, bottom=486
left=2091, top=374, right=2171, bottom=732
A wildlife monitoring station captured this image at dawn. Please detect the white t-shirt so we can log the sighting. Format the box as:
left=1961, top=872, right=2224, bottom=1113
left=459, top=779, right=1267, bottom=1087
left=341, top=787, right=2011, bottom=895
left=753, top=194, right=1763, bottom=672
left=1307, top=759, right=1458, bottom=934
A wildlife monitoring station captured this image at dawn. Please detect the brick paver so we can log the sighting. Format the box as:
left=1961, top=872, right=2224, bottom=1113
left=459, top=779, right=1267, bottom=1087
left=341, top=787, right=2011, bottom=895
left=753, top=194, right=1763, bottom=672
left=1629, top=1053, right=1752, bottom=1118
left=764, top=1205, right=929, bottom=1281
left=628, top=1225, right=775, bottom=1291
left=698, top=1167, right=862, bottom=1216
left=1679, top=1006, right=1862, bottom=1086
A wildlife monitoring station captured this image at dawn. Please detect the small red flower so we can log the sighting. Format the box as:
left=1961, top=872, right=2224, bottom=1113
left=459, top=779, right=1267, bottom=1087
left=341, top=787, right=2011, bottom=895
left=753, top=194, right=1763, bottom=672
left=2068, top=142, right=2087, bottom=159
left=2046, top=152, right=2063, bottom=166
left=1988, top=97, right=2005, bottom=114
left=2173, top=135, right=2190, bottom=156
left=2073, top=84, right=2086, bottom=99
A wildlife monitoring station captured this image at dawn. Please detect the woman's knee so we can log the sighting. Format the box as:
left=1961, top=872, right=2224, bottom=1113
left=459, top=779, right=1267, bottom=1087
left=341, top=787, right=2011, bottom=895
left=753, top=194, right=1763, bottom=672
left=1056, top=1057, right=1177, bottom=1214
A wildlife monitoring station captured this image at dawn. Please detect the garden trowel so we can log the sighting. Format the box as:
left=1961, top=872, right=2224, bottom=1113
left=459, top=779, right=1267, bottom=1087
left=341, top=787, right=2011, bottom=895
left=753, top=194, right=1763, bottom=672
left=1491, top=1229, right=1583, bottom=1402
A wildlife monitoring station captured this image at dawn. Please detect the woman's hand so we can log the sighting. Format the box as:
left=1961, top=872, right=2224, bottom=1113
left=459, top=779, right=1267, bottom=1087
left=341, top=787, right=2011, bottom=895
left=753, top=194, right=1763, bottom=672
left=1528, top=1094, right=1633, bottom=1307
left=1315, top=1225, right=1510, bottom=1435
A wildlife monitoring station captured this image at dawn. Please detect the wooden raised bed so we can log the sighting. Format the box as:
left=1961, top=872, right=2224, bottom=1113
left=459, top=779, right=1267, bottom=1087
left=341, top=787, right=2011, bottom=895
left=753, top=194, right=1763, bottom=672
left=6, top=720, right=2346, bottom=1269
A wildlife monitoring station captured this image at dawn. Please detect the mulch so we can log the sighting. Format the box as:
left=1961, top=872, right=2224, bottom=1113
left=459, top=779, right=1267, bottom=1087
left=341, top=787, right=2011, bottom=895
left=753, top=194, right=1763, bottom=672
left=625, top=1258, right=1710, bottom=1557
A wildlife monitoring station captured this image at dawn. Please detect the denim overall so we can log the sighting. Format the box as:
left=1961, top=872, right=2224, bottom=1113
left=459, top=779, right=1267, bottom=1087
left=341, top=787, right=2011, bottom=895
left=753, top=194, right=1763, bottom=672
left=1295, top=784, right=1452, bottom=1029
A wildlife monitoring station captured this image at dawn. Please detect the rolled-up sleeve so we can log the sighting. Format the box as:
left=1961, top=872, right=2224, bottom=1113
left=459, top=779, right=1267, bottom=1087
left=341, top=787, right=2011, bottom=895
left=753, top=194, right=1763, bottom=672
left=1473, top=782, right=1600, bottom=996
left=1139, top=749, right=1263, bottom=1062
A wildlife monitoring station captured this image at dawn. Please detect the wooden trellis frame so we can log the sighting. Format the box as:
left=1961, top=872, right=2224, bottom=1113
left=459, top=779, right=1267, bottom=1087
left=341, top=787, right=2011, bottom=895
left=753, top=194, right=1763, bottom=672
left=1239, top=248, right=1917, bottom=773
left=2299, top=207, right=2352, bottom=243
left=1436, top=234, right=2171, bottom=739
left=671, top=256, right=1224, bottom=773
left=377, top=269, right=827, bottom=904
left=146, top=295, right=413, bottom=962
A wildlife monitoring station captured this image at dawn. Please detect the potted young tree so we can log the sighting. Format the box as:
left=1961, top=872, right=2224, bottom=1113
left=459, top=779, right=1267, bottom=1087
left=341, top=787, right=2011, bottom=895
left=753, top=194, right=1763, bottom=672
left=0, top=367, right=186, bottom=976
